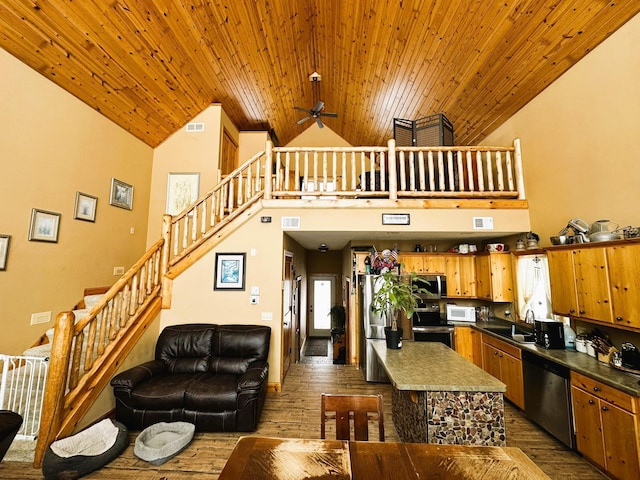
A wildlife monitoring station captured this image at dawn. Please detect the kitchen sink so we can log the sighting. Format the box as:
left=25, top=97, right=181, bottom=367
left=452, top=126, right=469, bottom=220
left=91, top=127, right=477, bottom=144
left=484, top=326, right=536, bottom=344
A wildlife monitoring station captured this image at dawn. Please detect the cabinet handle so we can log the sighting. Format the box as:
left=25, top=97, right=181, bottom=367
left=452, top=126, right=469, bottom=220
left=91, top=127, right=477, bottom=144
left=615, top=317, right=623, bottom=322
left=593, top=387, right=600, bottom=392
left=579, top=310, right=586, bottom=314
left=588, top=400, right=595, bottom=405
left=569, top=309, right=575, bottom=313
left=601, top=406, right=609, bottom=412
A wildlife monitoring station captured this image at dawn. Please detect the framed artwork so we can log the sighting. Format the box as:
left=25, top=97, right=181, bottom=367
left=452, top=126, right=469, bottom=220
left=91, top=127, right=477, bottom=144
left=0, top=235, right=10, bottom=270
left=109, top=178, right=134, bottom=210
left=166, top=172, right=200, bottom=215
left=214, top=253, right=246, bottom=290
left=29, top=209, right=61, bottom=242
left=74, top=192, right=98, bottom=222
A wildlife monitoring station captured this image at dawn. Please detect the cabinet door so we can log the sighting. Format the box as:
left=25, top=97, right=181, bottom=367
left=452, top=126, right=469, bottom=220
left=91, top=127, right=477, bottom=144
left=574, top=247, right=613, bottom=322
left=445, top=257, right=463, bottom=297
left=475, top=255, right=491, bottom=300
left=571, top=386, right=606, bottom=468
left=454, top=326, right=474, bottom=362
left=470, top=329, right=483, bottom=367
left=481, top=342, right=502, bottom=380
left=459, top=256, right=477, bottom=297
left=422, top=254, right=446, bottom=274
left=489, top=253, right=514, bottom=302
left=547, top=249, right=579, bottom=316
left=607, top=244, right=640, bottom=329
left=398, top=254, right=424, bottom=273
left=601, top=401, right=640, bottom=480
left=500, top=352, right=524, bottom=410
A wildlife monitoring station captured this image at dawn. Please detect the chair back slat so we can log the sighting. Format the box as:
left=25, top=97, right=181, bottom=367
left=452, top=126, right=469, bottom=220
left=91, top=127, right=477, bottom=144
left=321, top=393, right=384, bottom=442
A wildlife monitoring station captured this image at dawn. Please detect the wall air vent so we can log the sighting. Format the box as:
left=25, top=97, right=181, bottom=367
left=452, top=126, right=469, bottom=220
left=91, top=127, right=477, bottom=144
left=473, top=216, right=494, bottom=230
left=281, top=217, right=301, bottom=229
left=185, top=122, right=205, bottom=133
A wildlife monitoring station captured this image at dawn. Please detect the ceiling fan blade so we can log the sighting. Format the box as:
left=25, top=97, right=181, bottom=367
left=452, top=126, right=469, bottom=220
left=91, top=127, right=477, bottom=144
left=313, top=100, right=325, bottom=114
left=319, top=112, right=338, bottom=118
left=293, top=106, right=311, bottom=113
left=315, top=117, right=324, bottom=128
left=297, top=116, right=311, bottom=125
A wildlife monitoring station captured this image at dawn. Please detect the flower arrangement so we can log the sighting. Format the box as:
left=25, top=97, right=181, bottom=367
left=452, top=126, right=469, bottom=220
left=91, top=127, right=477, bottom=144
left=369, top=248, right=398, bottom=274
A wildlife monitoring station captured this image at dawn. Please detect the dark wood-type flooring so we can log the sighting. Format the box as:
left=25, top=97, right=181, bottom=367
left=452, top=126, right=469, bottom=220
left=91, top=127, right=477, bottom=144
left=0, top=341, right=608, bottom=479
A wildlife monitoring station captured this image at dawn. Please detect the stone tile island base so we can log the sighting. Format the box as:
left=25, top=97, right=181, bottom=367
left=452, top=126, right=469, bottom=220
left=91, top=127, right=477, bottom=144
left=392, top=388, right=506, bottom=446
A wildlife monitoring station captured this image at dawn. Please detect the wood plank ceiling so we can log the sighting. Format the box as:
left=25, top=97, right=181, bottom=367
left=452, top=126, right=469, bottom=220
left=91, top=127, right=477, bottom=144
left=1, top=1, right=638, bottom=148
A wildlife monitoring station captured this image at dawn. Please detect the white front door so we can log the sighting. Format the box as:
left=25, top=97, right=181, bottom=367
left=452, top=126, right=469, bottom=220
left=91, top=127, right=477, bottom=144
left=308, top=275, right=335, bottom=337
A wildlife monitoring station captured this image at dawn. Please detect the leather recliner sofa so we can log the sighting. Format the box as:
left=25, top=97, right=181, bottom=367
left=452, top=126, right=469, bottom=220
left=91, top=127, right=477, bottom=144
left=110, top=323, right=271, bottom=432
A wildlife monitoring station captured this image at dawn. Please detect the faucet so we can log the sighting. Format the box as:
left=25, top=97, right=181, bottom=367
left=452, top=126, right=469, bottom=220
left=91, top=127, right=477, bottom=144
left=525, top=309, right=535, bottom=324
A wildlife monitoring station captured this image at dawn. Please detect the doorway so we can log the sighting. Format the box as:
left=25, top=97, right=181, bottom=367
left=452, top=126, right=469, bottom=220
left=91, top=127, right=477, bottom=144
left=308, top=275, right=336, bottom=337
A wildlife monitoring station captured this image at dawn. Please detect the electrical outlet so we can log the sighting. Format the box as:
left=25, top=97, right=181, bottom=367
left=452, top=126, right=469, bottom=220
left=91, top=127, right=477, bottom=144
left=261, top=312, right=273, bottom=321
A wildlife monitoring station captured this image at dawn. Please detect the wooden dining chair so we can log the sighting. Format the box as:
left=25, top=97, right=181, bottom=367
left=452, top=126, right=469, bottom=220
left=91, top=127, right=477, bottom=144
left=320, top=393, right=384, bottom=441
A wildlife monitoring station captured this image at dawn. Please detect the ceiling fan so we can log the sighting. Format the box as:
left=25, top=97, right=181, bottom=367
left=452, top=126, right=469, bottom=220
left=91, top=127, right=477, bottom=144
left=294, top=72, right=338, bottom=128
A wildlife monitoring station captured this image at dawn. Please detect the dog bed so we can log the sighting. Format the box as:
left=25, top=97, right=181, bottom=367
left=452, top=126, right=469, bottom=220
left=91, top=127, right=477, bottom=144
left=134, top=421, right=195, bottom=466
left=42, top=418, right=129, bottom=480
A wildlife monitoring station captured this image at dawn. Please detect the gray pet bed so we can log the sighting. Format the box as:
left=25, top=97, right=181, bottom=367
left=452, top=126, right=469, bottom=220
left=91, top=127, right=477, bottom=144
left=42, top=418, right=129, bottom=480
left=134, top=421, right=195, bottom=466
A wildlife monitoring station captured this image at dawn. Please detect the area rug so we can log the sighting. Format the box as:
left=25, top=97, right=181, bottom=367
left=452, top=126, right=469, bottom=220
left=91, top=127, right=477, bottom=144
left=304, top=337, right=329, bottom=357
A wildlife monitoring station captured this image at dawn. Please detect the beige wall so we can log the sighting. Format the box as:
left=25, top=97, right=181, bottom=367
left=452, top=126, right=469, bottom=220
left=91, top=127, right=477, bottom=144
left=0, top=49, right=153, bottom=355
left=482, top=13, right=640, bottom=245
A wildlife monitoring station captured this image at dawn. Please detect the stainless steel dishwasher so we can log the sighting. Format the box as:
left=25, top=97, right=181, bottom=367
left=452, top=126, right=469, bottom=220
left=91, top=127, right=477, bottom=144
left=522, top=350, right=575, bottom=449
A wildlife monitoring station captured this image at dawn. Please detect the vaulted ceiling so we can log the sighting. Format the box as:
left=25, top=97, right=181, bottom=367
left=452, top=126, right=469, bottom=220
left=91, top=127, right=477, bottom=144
left=1, top=1, right=638, bottom=148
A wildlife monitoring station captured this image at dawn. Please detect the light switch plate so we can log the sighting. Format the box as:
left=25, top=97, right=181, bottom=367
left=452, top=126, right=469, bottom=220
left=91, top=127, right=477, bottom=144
left=251, top=286, right=260, bottom=295
left=261, top=312, right=273, bottom=321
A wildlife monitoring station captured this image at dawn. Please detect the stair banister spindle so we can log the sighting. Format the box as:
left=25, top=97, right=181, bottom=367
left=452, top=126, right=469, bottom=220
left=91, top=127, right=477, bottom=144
left=418, top=151, right=426, bottom=191
left=427, top=151, right=435, bottom=191
left=476, top=151, right=485, bottom=192
left=466, top=151, right=475, bottom=192
left=446, top=151, right=455, bottom=191
left=496, top=151, right=505, bottom=191
left=437, top=151, right=445, bottom=191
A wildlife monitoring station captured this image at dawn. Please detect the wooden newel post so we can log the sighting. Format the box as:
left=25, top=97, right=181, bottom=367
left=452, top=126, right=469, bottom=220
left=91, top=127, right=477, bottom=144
left=264, top=140, right=273, bottom=200
left=514, top=138, right=526, bottom=200
left=33, top=311, right=75, bottom=467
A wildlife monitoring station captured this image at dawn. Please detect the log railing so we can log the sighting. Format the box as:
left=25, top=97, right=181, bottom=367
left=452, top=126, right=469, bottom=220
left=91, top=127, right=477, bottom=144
left=34, top=238, right=166, bottom=466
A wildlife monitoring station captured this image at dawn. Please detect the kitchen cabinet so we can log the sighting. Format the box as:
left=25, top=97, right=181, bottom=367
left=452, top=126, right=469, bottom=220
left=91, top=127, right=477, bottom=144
left=397, top=253, right=425, bottom=273
left=421, top=254, right=446, bottom=274
left=445, top=255, right=476, bottom=297
left=607, top=243, right=640, bottom=329
left=481, top=334, right=524, bottom=410
left=547, top=246, right=612, bottom=323
left=455, top=326, right=482, bottom=367
left=354, top=252, right=370, bottom=274
left=571, top=371, right=640, bottom=480
left=475, top=253, right=514, bottom=302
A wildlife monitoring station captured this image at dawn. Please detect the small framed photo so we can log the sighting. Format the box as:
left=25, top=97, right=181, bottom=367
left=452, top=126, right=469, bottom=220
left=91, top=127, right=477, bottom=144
left=109, top=178, right=134, bottom=210
left=0, top=235, right=10, bottom=271
left=29, top=209, right=61, bottom=243
left=166, top=172, right=200, bottom=215
left=74, top=192, right=98, bottom=222
left=214, top=253, right=246, bottom=290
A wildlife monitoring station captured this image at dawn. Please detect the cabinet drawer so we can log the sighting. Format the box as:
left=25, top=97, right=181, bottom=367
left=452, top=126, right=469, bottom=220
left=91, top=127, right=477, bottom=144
left=571, top=371, right=636, bottom=413
left=481, top=333, right=522, bottom=359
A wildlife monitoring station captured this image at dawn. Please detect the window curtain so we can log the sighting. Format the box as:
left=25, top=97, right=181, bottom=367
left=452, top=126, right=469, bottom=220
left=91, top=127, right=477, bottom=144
left=516, top=255, right=552, bottom=320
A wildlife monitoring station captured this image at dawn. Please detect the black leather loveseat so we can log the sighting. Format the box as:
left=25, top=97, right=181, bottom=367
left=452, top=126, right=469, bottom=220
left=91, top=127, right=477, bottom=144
left=110, top=323, right=271, bottom=432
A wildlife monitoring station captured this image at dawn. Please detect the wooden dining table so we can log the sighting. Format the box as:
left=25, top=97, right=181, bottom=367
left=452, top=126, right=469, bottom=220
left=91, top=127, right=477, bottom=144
left=217, top=436, right=551, bottom=479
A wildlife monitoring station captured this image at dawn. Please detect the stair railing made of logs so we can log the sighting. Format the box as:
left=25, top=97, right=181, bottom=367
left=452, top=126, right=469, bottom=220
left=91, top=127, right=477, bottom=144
left=35, top=137, right=524, bottom=466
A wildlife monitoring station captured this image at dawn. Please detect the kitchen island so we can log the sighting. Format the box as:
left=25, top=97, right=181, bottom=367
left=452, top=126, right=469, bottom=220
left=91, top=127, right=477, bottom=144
left=370, top=340, right=507, bottom=446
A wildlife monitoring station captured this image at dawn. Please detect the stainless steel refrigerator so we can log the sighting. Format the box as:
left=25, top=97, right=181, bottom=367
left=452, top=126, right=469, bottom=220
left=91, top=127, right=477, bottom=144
left=358, top=275, right=390, bottom=382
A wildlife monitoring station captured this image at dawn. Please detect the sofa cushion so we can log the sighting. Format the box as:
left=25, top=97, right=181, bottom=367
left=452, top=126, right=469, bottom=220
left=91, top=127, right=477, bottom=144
left=210, top=325, right=271, bottom=375
left=156, top=324, right=215, bottom=373
left=184, top=374, right=238, bottom=411
left=130, top=373, right=197, bottom=410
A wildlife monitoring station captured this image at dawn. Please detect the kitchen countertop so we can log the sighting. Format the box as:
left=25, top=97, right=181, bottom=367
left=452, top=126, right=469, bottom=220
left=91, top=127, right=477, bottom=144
left=475, top=319, right=640, bottom=397
left=370, top=339, right=506, bottom=393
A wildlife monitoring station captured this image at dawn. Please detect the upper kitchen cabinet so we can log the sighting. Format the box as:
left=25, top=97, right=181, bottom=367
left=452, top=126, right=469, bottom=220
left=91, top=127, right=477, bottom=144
left=547, top=249, right=579, bottom=316
left=445, top=255, right=476, bottom=297
left=607, top=243, right=640, bottom=330
left=397, top=253, right=426, bottom=273
left=475, top=253, right=514, bottom=302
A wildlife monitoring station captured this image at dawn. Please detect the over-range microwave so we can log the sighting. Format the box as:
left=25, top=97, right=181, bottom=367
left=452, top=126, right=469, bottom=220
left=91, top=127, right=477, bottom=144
left=446, top=304, right=476, bottom=323
left=412, top=275, right=447, bottom=299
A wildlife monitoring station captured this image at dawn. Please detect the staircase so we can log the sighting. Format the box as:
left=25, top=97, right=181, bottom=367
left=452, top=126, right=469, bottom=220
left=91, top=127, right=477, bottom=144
left=22, top=138, right=525, bottom=467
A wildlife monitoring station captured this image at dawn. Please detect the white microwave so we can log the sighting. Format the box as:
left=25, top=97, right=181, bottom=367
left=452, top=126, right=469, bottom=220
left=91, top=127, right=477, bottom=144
left=446, top=304, right=476, bottom=323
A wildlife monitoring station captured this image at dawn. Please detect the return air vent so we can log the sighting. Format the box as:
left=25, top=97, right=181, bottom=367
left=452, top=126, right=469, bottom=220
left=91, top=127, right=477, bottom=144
left=473, top=216, right=494, bottom=230
left=185, top=122, right=205, bottom=133
left=281, top=217, right=301, bottom=229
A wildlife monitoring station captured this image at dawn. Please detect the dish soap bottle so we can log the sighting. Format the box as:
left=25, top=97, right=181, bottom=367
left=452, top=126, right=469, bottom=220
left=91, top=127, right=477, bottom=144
left=564, top=323, right=576, bottom=349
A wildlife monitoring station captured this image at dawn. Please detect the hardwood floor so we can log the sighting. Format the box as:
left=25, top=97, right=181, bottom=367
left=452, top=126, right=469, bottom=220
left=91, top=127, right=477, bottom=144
left=1, top=348, right=608, bottom=479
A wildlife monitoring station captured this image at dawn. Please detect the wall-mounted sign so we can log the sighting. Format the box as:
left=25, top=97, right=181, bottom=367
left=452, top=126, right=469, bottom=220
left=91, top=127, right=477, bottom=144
left=382, top=213, right=410, bottom=225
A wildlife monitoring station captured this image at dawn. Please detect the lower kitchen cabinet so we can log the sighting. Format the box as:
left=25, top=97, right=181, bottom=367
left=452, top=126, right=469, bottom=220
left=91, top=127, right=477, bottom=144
left=571, top=371, right=640, bottom=480
left=454, top=326, right=482, bottom=367
left=481, top=334, right=524, bottom=410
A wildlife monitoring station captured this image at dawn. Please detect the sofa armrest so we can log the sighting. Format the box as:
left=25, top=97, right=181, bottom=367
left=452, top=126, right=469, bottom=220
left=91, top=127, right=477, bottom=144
left=110, top=360, right=166, bottom=390
left=237, top=360, right=268, bottom=390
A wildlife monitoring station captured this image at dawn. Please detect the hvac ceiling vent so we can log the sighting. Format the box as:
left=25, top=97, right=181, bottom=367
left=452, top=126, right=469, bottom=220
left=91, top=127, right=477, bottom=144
left=185, top=122, right=205, bottom=133
left=281, top=217, right=301, bottom=229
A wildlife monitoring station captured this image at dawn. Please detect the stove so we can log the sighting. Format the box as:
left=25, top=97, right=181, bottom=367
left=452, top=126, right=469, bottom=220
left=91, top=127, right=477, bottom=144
left=411, top=302, right=454, bottom=347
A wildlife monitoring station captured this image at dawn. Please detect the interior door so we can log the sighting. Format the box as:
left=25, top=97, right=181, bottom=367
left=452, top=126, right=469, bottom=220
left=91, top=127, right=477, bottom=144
left=309, top=275, right=335, bottom=337
left=282, top=253, right=294, bottom=376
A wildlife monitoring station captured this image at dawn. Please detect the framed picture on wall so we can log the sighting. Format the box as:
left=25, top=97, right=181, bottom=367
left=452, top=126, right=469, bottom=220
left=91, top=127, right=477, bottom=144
left=0, top=235, right=10, bottom=270
left=214, top=253, right=246, bottom=290
left=109, top=178, right=134, bottom=210
left=28, top=209, right=61, bottom=243
left=74, top=192, right=98, bottom=222
left=166, top=172, right=200, bottom=215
